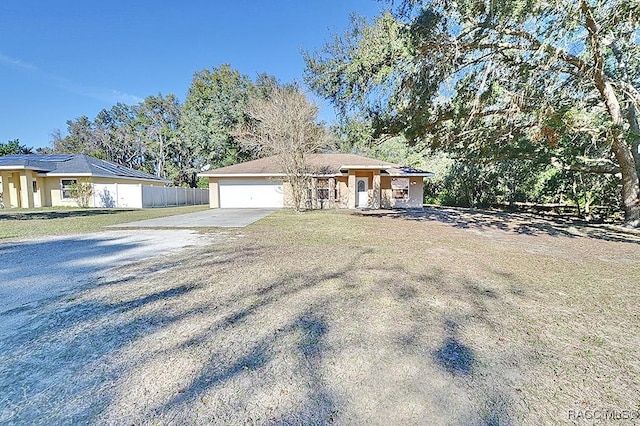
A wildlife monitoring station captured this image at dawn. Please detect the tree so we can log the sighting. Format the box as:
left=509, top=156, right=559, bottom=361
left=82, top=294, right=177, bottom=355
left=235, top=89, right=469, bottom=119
left=138, top=94, right=182, bottom=181
left=0, top=139, right=32, bottom=155
left=68, top=179, right=93, bottom=208
left=236, top=85, right=326, bottom=211
left=181, top=64, right=253, bottom=170
left=333, top=116, right=426, bottom=167
left=52, top=116, right=104, bottom=157
left=305, top=1, right=640, bottom=226
left=97, top=103, right=148, bottom=170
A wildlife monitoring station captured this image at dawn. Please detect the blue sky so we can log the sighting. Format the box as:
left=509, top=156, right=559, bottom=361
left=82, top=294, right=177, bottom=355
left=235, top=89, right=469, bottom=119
left=0, top=1, right=384, bottom=149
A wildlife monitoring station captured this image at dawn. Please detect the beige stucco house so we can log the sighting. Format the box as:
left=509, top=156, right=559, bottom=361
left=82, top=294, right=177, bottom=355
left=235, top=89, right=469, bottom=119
left=199, top=153, right=434, bottom=209
left=0, top=154, right=168, bottom=208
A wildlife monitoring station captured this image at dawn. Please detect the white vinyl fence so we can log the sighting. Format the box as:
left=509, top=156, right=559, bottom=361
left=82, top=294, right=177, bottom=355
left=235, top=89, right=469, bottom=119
left=93, top=183, right=209, bottom=208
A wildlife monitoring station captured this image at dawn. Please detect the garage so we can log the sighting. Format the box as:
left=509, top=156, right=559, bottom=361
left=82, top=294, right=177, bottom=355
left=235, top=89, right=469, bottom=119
left=219, top=179, right=284, bottom=208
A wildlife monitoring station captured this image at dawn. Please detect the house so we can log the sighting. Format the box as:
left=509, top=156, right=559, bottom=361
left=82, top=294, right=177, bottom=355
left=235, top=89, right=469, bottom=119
left=199, top=153, right=434, bottom=209
left=0, top=154, right=169, bottom=208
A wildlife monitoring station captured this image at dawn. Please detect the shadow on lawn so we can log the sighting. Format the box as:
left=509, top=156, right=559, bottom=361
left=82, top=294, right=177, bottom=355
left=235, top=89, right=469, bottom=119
left=0, top=241, right=524, bottom=424
left=360, top=206, right=640, bottom=245
left=0, top=209, right=134, bottom=221
left=433, top=319, right=475, bottom=375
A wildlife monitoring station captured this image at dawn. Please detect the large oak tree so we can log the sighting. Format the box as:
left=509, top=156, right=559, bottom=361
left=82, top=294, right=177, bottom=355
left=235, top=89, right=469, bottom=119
left=305, top=0, right=640, bottom=226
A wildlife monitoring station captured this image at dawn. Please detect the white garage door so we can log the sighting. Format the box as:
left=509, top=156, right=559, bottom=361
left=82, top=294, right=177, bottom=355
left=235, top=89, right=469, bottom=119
left=219, top=179, right=284, bottom=208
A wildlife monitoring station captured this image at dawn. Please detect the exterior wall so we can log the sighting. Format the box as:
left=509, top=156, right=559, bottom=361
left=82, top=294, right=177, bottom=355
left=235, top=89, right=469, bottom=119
left=1, top=170, right=204, bottom=209
left=33, top=176, right=45, bottom=208
left=206, top=173, right=424, bottom=210
left=44, top=177, right=68, bottom=207
left=209, top=178, right=220, bottom=208
left=92, top=179, right=142, bottom=208
left=45, top=176, right=166, bottom=208
left=380, top=176, right=424, bottom=208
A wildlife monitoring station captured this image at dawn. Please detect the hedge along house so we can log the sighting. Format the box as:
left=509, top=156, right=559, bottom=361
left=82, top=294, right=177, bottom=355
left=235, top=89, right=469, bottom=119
left=0, top=154, right=169, bottom=208
left=199, top=153, right=434, bottom=209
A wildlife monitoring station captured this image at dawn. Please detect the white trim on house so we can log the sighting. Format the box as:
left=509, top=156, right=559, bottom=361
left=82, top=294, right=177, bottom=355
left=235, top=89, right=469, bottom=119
left=38, top=173, right=93, bottom=177
left=0, top=166, right=30, bottom=170
left=340, top=164, right=395, bottom=170
left=386, top=172, right=435, bottom=177
left=201, top=173, right=288, bottom=178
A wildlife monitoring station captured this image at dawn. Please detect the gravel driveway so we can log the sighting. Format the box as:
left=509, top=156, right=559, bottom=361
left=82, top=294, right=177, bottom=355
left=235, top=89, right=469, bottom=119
left=0, top=230, right=217, bottom=338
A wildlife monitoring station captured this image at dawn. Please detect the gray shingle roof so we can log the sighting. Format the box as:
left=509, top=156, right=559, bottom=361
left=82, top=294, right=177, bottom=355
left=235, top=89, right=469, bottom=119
left=0, top=154, right=168, bottom=182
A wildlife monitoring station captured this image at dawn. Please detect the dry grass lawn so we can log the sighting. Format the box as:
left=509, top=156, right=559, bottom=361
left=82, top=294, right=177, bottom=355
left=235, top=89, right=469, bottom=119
left=1, top=207, right=639, bottom=424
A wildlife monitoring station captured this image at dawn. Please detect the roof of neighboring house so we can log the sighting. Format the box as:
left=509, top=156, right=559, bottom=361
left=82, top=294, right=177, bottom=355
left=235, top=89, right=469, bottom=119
left=0, top=154, right=169, bottom=183
left=199, top=153, right=434, bottom=177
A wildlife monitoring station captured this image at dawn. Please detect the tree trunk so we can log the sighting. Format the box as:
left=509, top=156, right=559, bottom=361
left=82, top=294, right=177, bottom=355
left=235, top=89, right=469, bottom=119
left=611, top=137, right=640, bottom=226
left=627, top=103, right=640, bottom=179
left=599, top=81, right=640, bottom=226
left=592, top=71, right=640, bottom=227
left=581, top=0, right=640, bottom=226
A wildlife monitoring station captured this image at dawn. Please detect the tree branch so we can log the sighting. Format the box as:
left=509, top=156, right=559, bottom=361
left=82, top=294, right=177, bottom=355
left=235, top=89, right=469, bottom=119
left=551, top=156, right=621, bottom=174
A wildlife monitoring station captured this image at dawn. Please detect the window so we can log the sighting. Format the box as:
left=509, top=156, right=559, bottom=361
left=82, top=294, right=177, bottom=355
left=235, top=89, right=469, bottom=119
left=357, top=180, right=366, bottom=192
left=316, top=178, right=330, bottom=200
left=61, top=179, right=77, bottom=199
left=391, top=178, right=409, bottom=199
left=32, top=180, right=37, bottom=193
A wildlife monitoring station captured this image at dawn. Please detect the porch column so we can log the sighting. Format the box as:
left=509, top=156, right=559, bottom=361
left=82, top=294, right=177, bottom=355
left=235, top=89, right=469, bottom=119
left=373, top=171, right=381, bottom=209
left=1, top=172, right=10, bottom=207
left=19, top=172, right=34, bottom=208
left=347, top=172, right=356, bottom=209
left=8, top=173, right=21, bottom=208
left=329, top=178, right=336, bottom=208
left=311, top=177, right=317, bottom=209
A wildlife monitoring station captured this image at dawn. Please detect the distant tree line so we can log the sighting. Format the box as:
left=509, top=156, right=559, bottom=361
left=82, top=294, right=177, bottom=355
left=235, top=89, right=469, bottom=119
left=0, top=139, right=33, bottom=155
left=47, top=65, right=322, bottom=188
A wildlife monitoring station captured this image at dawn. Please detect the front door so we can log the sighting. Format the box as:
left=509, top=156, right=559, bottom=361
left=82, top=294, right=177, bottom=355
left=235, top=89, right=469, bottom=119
left=356, top=178, right=368, bottom=208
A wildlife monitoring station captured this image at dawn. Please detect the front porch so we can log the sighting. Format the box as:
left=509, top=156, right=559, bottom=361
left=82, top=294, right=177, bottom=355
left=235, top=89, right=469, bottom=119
left=0, top=170, right=43, bottom=209
left=306, top=170, right=424, bottom=210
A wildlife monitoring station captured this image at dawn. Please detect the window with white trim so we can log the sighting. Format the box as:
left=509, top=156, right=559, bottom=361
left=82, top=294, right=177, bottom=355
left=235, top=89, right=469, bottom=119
left=391, top=178, right=409, bottom=199
left=61, top=179, right=77, bottom=199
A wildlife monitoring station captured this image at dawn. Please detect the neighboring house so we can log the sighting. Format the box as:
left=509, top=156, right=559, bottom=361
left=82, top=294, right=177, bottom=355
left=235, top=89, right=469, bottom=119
left=199, top=153, right=434, bottom=209
left=0, top=154, right=169, bottom=208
